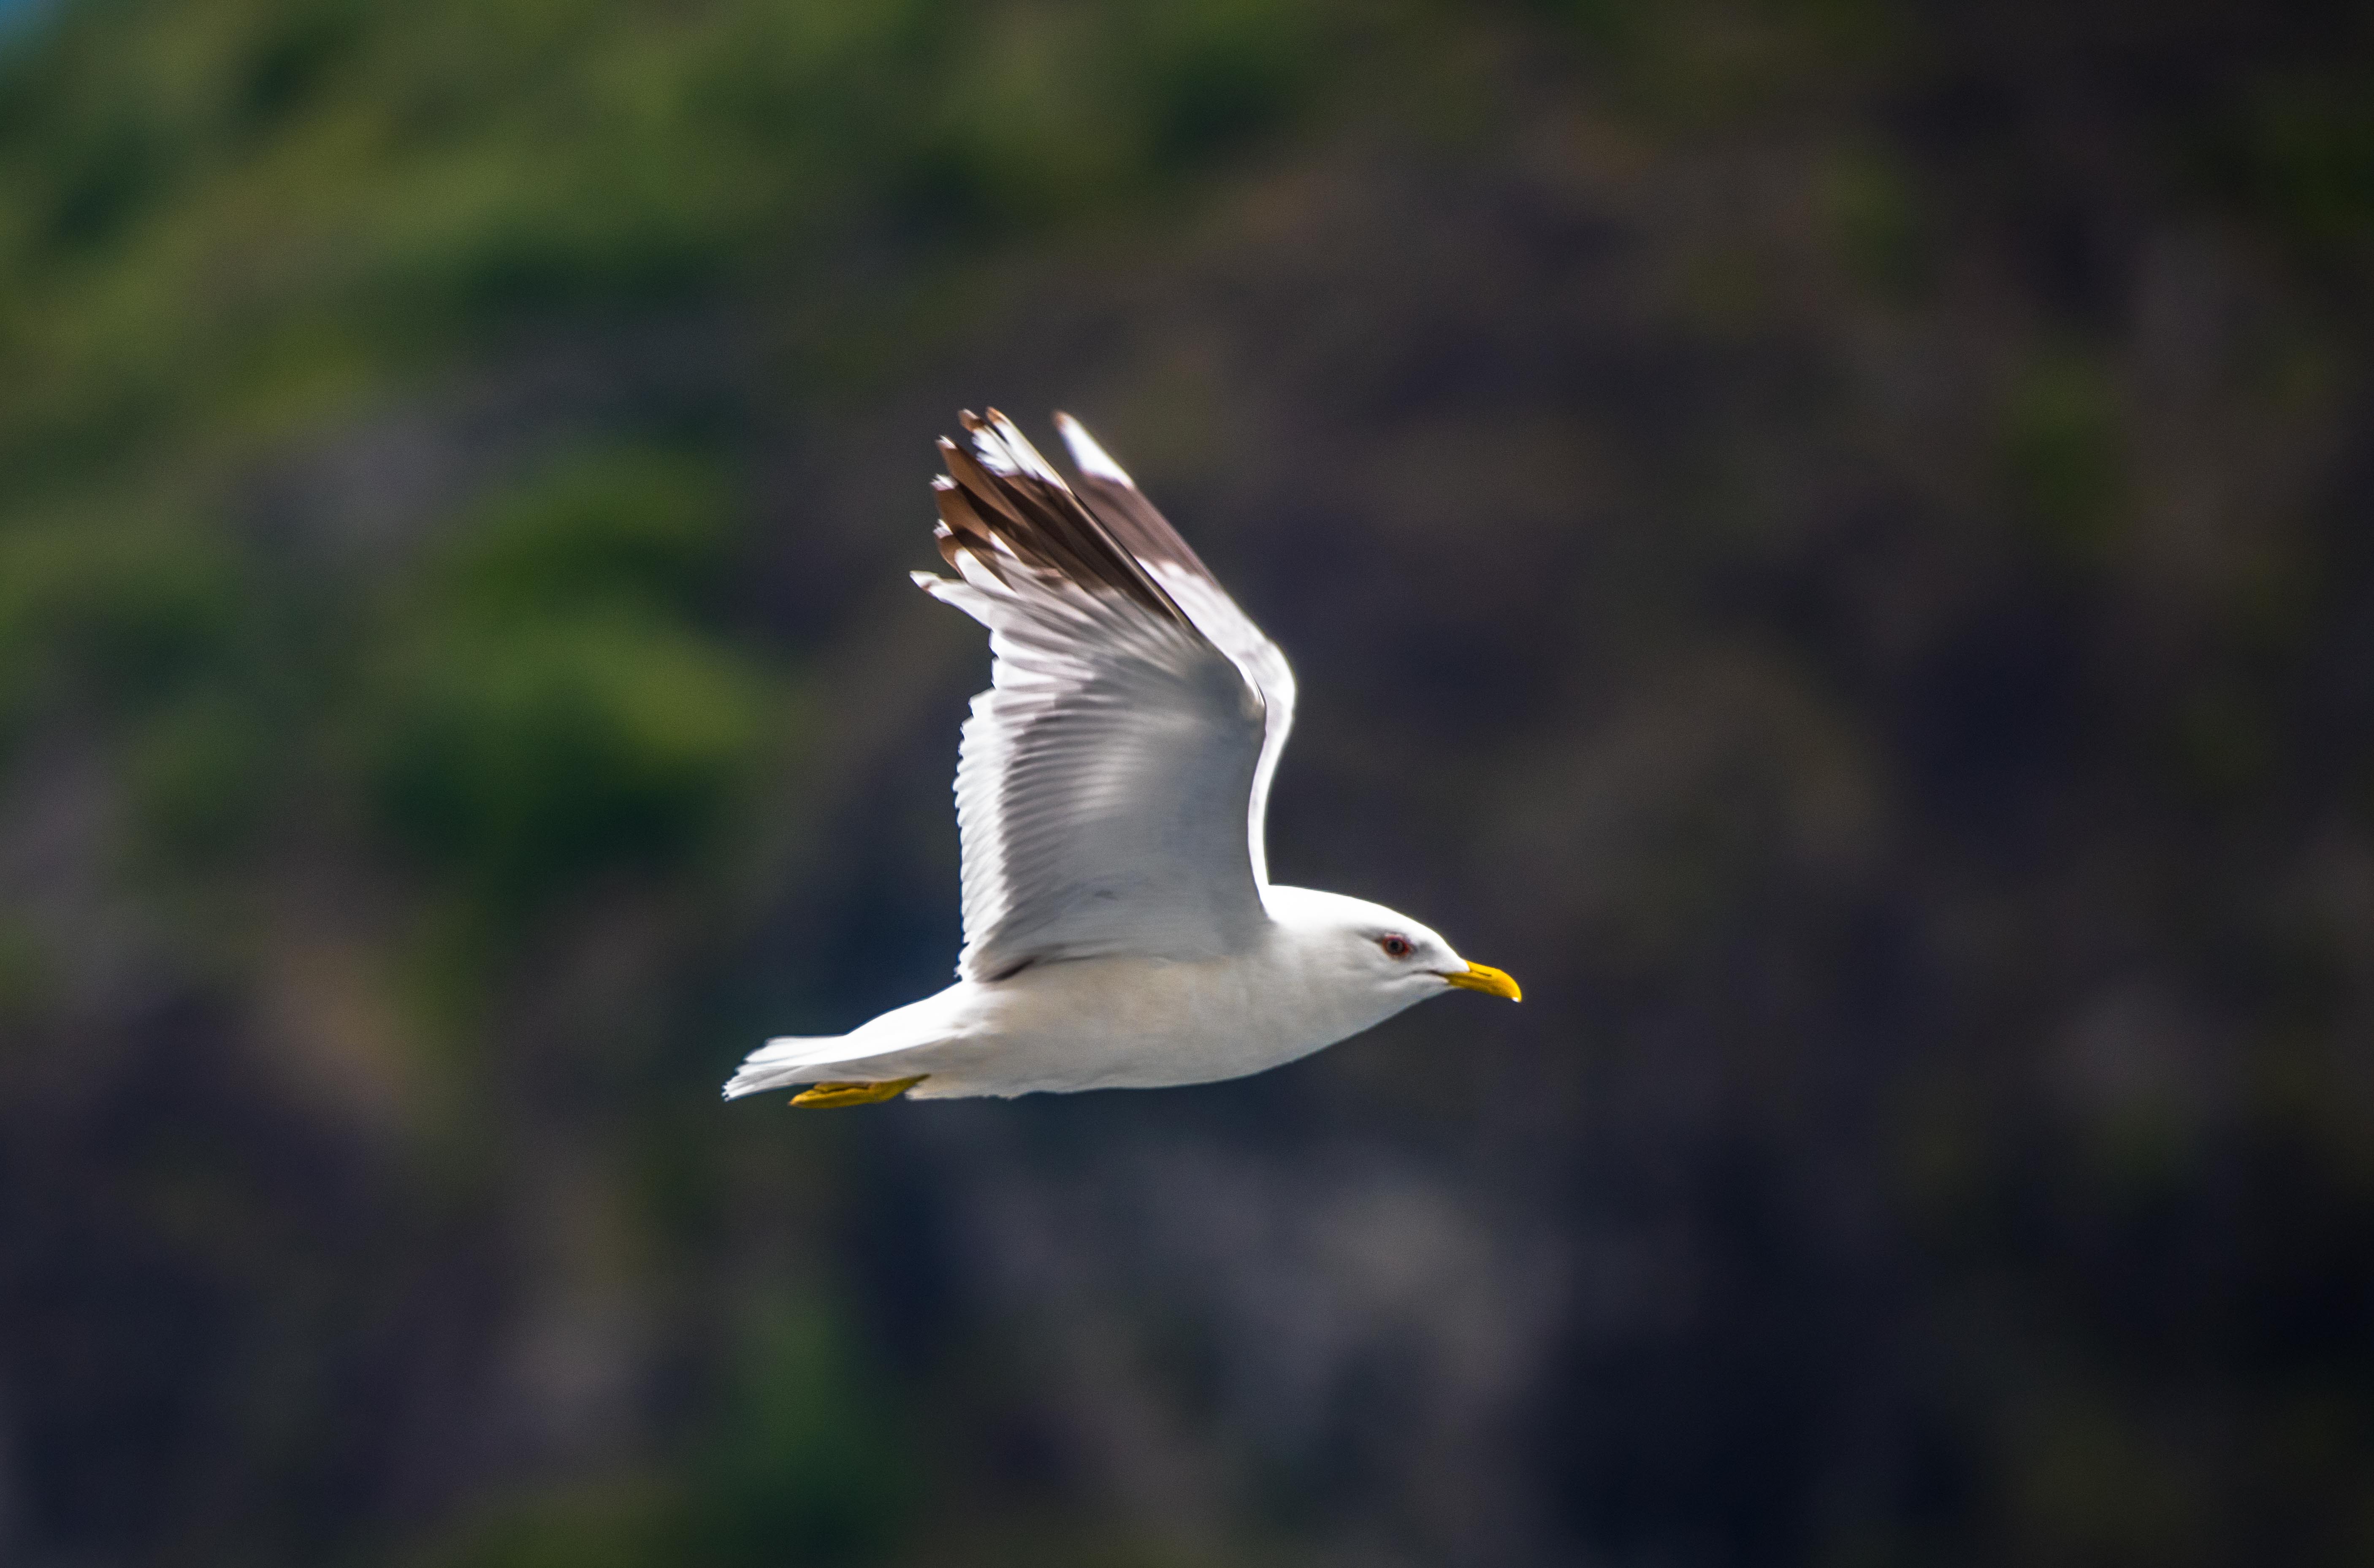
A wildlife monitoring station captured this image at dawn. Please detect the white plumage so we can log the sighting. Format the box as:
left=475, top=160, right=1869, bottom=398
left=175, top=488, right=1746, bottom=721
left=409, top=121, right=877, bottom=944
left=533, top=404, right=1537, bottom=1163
left=724, top=411, right=1517, bottom=1106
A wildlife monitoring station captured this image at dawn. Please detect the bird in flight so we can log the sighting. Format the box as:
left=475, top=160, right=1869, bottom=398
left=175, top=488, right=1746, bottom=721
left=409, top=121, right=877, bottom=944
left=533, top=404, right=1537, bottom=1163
left=725, top=411, right=1519, bottom=1107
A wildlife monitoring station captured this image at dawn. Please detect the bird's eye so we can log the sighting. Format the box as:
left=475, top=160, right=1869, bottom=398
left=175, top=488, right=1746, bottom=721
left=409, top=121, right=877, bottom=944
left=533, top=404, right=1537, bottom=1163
left=1378, top=934, right=1414, bottom=959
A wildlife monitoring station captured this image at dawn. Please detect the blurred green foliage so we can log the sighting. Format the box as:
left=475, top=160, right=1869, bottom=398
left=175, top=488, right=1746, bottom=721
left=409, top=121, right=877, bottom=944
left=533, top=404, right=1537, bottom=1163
left=2001, top=349, right=2127, bottom=557
left=366, top=450, right=764, bottom=911
left=689, top=1292, right=919, bottom=1565
left=1821, top=144, right=1931, bottom=299
left=414, top=1296, right=912, bottom=1568
left=0, top=0, right=1344, bottom=498
left=0, top=512, right=242, bottom=724
left=369, top=612, right=761, bottom=902
left=409, top=1479, right=682, bottom=1568
left=127, top=682, right=271, bottom=857
left=0, top=913, right=51, bottom=1021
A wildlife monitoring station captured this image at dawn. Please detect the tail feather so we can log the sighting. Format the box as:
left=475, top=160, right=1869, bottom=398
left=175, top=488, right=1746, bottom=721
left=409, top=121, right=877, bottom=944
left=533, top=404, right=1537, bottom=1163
left=722, top=1035, right=848, bottom=1100
left=725, top=990, right=962, bottom=1101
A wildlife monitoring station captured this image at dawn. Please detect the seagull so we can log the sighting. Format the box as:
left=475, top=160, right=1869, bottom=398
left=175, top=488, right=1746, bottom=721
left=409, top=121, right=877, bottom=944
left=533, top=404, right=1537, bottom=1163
left=725, top=410, right=1519, bottom=1107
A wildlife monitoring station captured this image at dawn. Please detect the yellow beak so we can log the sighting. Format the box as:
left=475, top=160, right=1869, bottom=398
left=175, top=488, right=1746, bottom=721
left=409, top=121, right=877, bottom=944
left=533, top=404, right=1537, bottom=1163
left=1442, top=961, right=1522, bottom=1002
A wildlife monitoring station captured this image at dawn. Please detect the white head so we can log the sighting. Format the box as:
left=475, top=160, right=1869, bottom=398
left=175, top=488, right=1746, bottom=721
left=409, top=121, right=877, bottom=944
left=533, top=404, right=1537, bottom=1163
left=1262, top=885, right=1521, bottom=1035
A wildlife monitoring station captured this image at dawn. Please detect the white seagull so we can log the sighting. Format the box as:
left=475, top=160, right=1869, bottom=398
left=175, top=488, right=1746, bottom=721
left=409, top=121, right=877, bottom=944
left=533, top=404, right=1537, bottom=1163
left=725, top=410, right=1519, bottom=1107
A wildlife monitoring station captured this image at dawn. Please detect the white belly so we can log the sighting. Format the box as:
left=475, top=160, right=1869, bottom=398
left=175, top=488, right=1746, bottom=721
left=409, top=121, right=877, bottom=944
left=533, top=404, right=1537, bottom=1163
left=870, top=948, right=1412, bottom=1099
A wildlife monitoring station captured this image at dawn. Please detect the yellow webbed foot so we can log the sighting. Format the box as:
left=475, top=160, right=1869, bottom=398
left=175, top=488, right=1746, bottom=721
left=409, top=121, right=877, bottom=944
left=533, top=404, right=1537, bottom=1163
left=790, top=1075, right=927, bottom=1108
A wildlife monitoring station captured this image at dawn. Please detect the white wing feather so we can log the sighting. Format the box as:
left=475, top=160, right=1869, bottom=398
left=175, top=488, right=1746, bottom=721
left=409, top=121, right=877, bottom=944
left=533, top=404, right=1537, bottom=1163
left=1055, top=414, right=1298, bottom=887
left=912, top=412, right=1298, bottom=981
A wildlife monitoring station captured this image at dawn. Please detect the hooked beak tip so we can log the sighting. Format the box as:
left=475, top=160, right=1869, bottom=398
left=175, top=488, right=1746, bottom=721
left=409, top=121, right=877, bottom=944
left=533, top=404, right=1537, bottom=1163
left=1442, top=961, right=1521, bottom=1002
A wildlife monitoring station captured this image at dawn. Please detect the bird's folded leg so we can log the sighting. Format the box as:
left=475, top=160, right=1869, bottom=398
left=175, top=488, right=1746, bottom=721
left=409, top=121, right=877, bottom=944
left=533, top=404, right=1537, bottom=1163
left=790, top=1075, right=928, bottom=1108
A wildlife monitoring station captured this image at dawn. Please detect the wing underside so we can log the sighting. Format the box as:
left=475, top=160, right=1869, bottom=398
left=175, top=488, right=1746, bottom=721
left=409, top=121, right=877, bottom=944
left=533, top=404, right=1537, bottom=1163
left=912, top=411, right=1295, bottom=981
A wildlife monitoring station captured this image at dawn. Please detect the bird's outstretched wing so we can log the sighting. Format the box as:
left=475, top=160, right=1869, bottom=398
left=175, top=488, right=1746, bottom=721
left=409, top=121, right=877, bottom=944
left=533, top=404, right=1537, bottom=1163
left=912, top=410, right=1298, bottom=981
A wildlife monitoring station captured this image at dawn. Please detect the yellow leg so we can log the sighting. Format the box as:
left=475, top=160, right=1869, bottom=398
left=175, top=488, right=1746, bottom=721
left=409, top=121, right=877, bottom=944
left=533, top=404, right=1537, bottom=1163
left=790, top=1075, right=927, bottom=1108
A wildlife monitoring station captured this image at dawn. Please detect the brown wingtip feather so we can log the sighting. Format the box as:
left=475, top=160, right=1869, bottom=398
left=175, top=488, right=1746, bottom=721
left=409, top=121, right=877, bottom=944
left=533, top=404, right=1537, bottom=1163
left=931, top=478, right=997, bottom=548
left=927, top=411, right=1186, bottom=622
left=937, top=436, right=1024, bottom=526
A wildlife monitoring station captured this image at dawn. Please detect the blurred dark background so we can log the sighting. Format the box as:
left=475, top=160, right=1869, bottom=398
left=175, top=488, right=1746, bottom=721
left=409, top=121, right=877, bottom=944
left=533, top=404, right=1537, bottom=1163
left=2, top=1, right=2371, bottom=1564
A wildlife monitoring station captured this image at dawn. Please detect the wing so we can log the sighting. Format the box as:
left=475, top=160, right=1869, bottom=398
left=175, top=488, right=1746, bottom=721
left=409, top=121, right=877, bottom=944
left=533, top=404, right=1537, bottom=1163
left=1053, top=413, right=1298, bottom=886
left=911, top=410, right=1298, bottom=981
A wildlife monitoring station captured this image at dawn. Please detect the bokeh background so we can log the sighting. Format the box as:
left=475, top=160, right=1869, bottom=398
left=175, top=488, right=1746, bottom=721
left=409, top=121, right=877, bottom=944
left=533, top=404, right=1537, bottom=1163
left=2, top=1, right=2371, bottom=1564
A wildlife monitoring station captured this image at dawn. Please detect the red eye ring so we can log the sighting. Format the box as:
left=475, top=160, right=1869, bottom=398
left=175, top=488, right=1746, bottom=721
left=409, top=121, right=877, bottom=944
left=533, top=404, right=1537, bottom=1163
left=1378, top=934, right=1414, bottom=959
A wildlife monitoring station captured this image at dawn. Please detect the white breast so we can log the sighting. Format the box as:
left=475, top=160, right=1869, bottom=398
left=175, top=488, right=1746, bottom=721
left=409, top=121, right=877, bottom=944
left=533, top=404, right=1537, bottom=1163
left=900, top=925, right=1414, bottom=1098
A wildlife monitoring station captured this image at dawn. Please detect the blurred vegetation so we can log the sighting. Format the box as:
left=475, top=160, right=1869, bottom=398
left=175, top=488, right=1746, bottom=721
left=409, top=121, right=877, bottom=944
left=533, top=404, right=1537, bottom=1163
left=365, top=450, right=764, bottom=915
left=0, top=0, right=2370, bottom=1566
